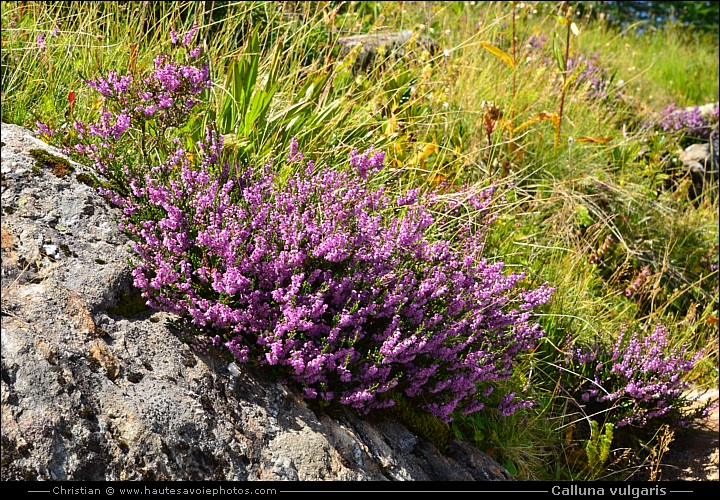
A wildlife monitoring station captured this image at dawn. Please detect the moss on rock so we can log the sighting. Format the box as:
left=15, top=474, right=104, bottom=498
left=29, top=148, right=74, bottom=178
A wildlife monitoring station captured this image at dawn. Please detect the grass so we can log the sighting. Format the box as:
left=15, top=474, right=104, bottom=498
left=1, top=0, right=718, bottom=481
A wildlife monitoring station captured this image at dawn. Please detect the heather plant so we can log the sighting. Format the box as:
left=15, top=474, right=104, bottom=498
left=562, top=324, right=716, bottom=431
left=524, top=30, right=616, bottom=105
left=646, top=103, right=719, bottom=141
left=122, top=140, right=554, bottom=421
left=40, top=27, right=554, bottom=423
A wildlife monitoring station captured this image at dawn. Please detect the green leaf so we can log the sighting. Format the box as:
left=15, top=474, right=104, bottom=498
left=552, top=31, right=565, bottom=73
left=243, top=30, right=260, bottom=111
left=219, top=61, right=239, bottom=134
left=266, top=38, right=284, bottom=93
left=503, top=460, right=518, bottom=477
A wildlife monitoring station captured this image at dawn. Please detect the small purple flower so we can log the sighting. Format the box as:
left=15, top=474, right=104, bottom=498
left=182, top=24, right=199, bottom=47
left=526, top=33, right=547, bottom=50
left=350, top=146, right=385, bottom=180
left=288, top=137, right=304, bottom=163
left=35, top=121, right=55, bottom=137
left=647, top=103, right=719, bottom=139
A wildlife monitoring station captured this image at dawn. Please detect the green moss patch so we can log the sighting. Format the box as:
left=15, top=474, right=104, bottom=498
left=29, top=149, right=74, bottom=178
left=75, top=172, right=97, bottom=187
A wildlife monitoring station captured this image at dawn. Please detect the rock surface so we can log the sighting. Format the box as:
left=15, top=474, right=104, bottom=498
left=0, top=122, right=512, bottom=482
left=679, top=134, right=719, bottom=198
left=660, top=389, right=719, bottom=481
left=336, top=30, right=440, bottom=71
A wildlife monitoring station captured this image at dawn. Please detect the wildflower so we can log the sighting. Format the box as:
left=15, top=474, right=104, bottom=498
left=36, top=32, right=46, bottom=51
left=567, top=324, right=711, bottom=429
left=648, top=103, right=719, bottom=140
left=182, top=24, right=199, bottom=46
left=287, top=137, right=304, bottom=163
left=35, top=121, right=55, bottom=137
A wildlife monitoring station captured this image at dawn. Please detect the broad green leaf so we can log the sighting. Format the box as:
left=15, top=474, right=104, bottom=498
left=219, top=61, right=239, bottom=134
left=244, top=30, right=260, bottom=111
left=269, top=101, right=314, bottom=129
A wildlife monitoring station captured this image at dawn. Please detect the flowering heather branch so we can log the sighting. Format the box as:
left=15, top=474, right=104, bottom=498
left=38, top=27, right=555, bottom=422
left=647, top=103, right=719, bottom=140
left=37, top=34, right=211, bottom=190
left=565, top=325, right=715, bottom=429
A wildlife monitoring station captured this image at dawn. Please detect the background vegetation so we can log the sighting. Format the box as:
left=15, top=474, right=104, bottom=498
left=2, top=0, right=717, bottom=481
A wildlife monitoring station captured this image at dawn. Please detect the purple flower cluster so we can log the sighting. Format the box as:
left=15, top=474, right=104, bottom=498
left=525, top=33, right=547, bottom=51
left=564, top=51, right=613, bottom=102
left=39, top=27, right=555, bottom=422
left=650, top=103, right=719, bottom=140
left=110, top=136, right=553, bottom=421
left=37, top=31, right=211, bottom=184
left=566, top=325, right=714, bottom=428
left=84, top=53, right=210, bottom=127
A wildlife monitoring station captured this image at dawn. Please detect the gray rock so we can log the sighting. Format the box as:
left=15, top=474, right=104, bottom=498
left=678, top=134, right=719, bottom=198
left=1, top=122, right=512, bottom=481
left=683, top=102, right=719, bottom=117
left=336, top=30, right=440, bottom=72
